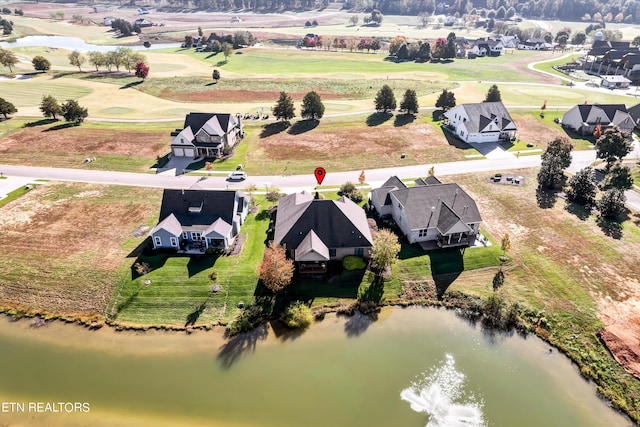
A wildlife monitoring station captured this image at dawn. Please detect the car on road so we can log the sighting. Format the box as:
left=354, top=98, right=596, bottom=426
left=227, top=171, right=246, bottom=181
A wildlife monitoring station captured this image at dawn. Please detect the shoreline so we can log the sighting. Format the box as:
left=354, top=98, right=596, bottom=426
left=1, top=291, right=638, bottom=426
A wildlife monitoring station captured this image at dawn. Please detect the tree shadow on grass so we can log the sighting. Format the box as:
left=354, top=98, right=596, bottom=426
left=205, top=81, right=217, bottom=86
left=536, top=187, right=557, bottom=209
left=205, top=52, right=220, bottom=59
left=185, top=296, right=210, bottom=326
left=43, top=122, right=77, bottom=132
left=215, top=60, right=228, bottom=67
left=366, top=112, right=393, bottom=126
left=597, top=217, right=624, bottom=239
left=24, top=118, right=57, bottom=127
left=432, top=110, right=445, bottom=121
left=394, top=113, right=415, bottom=127
left=564, top=200, right=591, bottom=221
left=217, top=323, right=269, bottom=369
left=288, top=119, right=318, bottom=135
left=120, top=80, right=143, bottom=89
left=359, top=274, right=385, bottom=303
left=259, top=121, right=289, bottom=138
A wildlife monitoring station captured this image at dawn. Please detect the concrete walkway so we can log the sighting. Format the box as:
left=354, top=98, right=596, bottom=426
left=0, top=175, right=38, bottom=200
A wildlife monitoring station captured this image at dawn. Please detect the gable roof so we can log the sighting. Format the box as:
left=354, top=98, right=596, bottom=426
left=275, top=193, right=373, bottom=251
left=389, top=182, right=481, bottom=231
left=453, top=102, right=516, bottom=134
left=172, top=113, right=239, bottom=146
left=372, top=175, right=407, bottom=207
left=573, top=104, right=629, bottom=125
left=150, top=213, right=182, bottom=237
left=295, top=230, right=330, bottom=261
left=157, top=189, right=239, bottom=229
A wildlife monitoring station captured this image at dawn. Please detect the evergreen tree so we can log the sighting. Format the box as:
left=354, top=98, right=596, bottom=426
left=272, top=91, right=295, bottom=123
left=400, top=89, right=419, bottom=114
left=435, top=89, right=456, bottom=111
left=595, top=128, right=633, bottom=171
left=0, top=97, right=16, bottom=119
left=374, top=85, right=396, bottom=112
left=598, top=188, right=626, bottom=219
left=566, top=167, right=597, bottom=207
left=445, top=32, right=456, bottom=59
left=602, top=163, right=633, bottom=190
left=40, top=95, right=62, bottom=120
left=484, top=84, right=502, bottom=102
left=61, top=99, right=88, bottom=124
left=300, top=91, right=325, bottom=120
left=538, top=138, right=573, bottom=190
left=417, top=41, right=431, bottom=61
left=212, top=69, right=220, bottom=83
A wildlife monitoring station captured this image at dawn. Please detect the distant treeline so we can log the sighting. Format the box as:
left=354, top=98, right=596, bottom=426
left=43, top=0, right=640, bottom=24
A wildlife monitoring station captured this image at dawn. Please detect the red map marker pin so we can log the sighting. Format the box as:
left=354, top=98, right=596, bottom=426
left=314, top=167, right=326, bottom=185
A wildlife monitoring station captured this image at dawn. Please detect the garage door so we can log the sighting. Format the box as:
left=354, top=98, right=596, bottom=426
left=184, top=148, right=195, bottom=157
left=173, top=147, right=184, bottom=157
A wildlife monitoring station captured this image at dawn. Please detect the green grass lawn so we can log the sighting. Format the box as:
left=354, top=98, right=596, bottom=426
left=0, top=75, right=93, bottom=108
left=0, top=183, right=38, bottom=208
left=109, top=204, right=270, bottom=326
left=530, top=53, right=582, bottom=81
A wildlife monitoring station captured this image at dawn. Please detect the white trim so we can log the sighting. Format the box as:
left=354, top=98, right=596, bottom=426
left=170, top=236, right=178, bottom=247
left=154, top=236, right=162, bottom=247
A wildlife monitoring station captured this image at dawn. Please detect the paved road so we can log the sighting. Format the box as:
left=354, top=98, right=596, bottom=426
left=4, top=149, right=640, bottom=212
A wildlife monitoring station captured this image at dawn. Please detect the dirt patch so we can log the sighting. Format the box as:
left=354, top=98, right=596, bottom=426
left=256, top=121, right=455, bottom=170
left=0, top=125, right=167, bottom=158
left=0, top=182, right=161, bottom=316
left=512, top=114, right=567, bottom=146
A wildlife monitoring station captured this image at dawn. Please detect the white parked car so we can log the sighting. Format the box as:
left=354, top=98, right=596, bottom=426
left=227, top=171, right=247, bottom=181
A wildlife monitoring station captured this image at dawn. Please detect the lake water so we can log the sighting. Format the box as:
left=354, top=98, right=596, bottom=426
left=0, top=307, right=632, bottom=427
left=0, top=36, right=180, bottom=53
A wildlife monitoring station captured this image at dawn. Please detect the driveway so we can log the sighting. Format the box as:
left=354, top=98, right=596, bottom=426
left=467, top=142, right=515, bottom=159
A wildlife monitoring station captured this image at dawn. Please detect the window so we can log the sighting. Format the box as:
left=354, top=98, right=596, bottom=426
left=354, top=248, right=364, bottom=256
left=329, top=248, right=336, bottom=257
left=170, top=237, right=178, bottom=247
left=182, top=232, right=188, bottom=239
left=154, top=236, right=162, bottom=247
left=418, top=229, right=428, bottom=238
left=191, top=232, right=203, bottom=241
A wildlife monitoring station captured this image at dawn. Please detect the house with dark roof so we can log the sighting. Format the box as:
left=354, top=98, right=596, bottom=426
left=149, top=189, right=248, bottom=253
left=274, top=192, right=373, bottom=273
left=444, top=102, right=517, bottom=143
left=469, top=38, right=503, bottom=57
left=561, top=104, right=635, bottom=135
left=170, top=113, right=244, bottom=159
left=370, top=176, right=482, bottom=248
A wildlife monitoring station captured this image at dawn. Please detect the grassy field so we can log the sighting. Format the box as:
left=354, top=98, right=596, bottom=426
left=108, top=203, right=270, bottom=325
left=0, top=119, right=175, bottom=172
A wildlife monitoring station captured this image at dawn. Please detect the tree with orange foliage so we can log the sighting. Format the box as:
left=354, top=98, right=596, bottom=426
left=258, top=242, right=294, bottom=292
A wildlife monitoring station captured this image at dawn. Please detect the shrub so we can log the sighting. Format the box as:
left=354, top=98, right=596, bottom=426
left=209, top=269, right=218, bottom=282
left=339, top=181, right=364, bottom=203
left=343, top=256, right=366, bottom=270
left=283, top=302, right=313, bottom=329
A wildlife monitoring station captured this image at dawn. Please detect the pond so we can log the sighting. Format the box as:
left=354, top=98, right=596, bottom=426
left=0, top=36, right=180, bottom=53
left=0, top=307, right=632, bottom=427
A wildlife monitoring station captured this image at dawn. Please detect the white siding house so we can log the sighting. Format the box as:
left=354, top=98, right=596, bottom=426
left=444, top=102, right=517, bottom=143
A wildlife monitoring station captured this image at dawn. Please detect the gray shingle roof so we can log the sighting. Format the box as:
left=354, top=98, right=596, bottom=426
left=457, top=102, right=516, bottom=134
left=389, top=182, right=481, bottom=231
left=157, top=189, right=238, bottom=228
left=275, top=193, right=373, bottom=252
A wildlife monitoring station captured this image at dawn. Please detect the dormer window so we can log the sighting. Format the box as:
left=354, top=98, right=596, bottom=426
left=188, top=201, right=203, bottom=213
